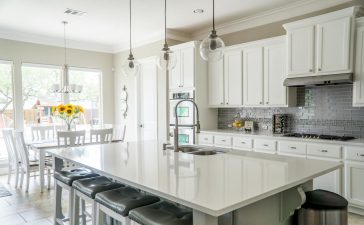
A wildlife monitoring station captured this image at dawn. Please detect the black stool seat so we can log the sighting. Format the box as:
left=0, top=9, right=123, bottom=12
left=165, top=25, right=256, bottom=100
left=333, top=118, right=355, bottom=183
left=72, top=176, right=124, bottom=199
left=302, top=189, right=348, bottom=210
left=54, top=168, right=99, bottom=186
left=129, top=201, right=192, bottom=225
left=95, top=186, right=160, bottom=217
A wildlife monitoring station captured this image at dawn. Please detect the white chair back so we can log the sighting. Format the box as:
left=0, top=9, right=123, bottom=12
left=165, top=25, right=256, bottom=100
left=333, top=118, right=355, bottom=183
left=113, top=124, right=126, bottom=142
left=57, top=130, right=86, bottom=147
left=2, top=129, right=18, bottom=166
left=90, top=128, right=113, bottom=144
left=13, top=131, right=30, bottom=172
left=31, top=125, right=54, bottom=141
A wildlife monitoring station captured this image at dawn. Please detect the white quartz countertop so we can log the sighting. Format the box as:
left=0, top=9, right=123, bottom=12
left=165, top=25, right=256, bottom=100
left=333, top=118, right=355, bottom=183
left=47, top=141, right=341, bottom=216
left=201, top=129, right=364, bottom=147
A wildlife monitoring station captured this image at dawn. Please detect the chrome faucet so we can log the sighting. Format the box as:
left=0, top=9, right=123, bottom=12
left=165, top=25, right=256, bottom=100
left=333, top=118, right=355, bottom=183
left=174, top=99, right=200, bottom=152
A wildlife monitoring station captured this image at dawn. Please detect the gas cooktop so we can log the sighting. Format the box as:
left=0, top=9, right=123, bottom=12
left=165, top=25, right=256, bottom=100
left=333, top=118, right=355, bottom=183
left=282, top=133, right=355, bottom=141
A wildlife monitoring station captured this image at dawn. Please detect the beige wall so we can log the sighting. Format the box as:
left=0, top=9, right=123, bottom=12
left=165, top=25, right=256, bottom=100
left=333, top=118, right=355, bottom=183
left=113, top=39, right=181, bottom=141
left=221, top=0, right=364, bottom=46
left=0, top=38, right=114, bottom=128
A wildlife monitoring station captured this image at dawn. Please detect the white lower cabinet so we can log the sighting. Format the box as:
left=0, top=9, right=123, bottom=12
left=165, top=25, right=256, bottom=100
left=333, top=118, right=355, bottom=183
left=345, top=162, right=364, bottom=208
left=198, top=134, right=214, bottom=146
left=278, top=141, right=307, bottom=157
left=254, top=139, right=277, bottom=154
left=232, top=136, right=253, bottom=151
left=214, top=135, right=232, bottom=148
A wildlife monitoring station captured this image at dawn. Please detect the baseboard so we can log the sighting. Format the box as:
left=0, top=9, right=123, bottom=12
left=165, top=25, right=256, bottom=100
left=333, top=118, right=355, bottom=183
left=349, top=205, right=364, bottom=216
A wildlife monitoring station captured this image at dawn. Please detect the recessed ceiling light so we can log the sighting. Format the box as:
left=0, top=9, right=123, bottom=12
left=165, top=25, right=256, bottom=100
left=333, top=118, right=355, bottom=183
left=193, top=9, right=204, bottom=14
left=64, top=8, right=87, bottom=16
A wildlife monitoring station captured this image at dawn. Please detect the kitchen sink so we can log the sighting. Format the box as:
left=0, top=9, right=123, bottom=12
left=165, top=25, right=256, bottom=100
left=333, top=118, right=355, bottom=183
left=188, top=150, right=219, bottom=155
left=167, top=145, right=226, bottom=156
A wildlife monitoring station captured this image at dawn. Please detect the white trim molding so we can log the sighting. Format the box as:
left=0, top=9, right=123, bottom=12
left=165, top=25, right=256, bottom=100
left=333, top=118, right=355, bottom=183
left=191, top=0, right=359, bottom=40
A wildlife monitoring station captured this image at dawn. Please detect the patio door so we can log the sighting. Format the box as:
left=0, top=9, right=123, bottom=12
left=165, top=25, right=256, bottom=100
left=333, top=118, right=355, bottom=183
left=137, top=57, right=158, bottom=141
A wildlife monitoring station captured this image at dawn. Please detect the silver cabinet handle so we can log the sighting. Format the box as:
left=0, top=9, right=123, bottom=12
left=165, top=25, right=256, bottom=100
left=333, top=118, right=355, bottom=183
left=263, top=144, right=269, bottom=147
left=357, top=153, right=364, bottom=157
left=220, top=102, right=224, bottom=105
left=309, top=69, right=313, bottom=72
left=221, top=140, right=226, bottom=142
left=266, top=102, right=269, bottom=104
left=241, top=142, right=246, bottom=144
left=226, top=102, right=229, bottom=105
left=321, top=150, right=328, bottom=153
left=259, top=102, right=263, bottom=105
left=290, top=146, right=297, bottom=149
left=318, top=68, right=322, bottom=71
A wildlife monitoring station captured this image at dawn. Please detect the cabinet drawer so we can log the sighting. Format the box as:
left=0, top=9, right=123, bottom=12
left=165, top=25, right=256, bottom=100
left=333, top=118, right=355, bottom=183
left=307, top=144, right=342, bottom=159
left=233, top=137, right=253, bottom=150
left=214, top=135, right=232, bottom=148
left=254, top=139, right=277, bottom=152
left=279, top=141, right=307, bottom=155
left=198, top=134, right=214, bottom=145
left=345, top=146, right=364, bottom=162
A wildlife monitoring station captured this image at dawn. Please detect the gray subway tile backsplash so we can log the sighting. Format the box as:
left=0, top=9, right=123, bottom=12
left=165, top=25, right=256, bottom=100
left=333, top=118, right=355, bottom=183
left=217, top=85, right=364, bottom=138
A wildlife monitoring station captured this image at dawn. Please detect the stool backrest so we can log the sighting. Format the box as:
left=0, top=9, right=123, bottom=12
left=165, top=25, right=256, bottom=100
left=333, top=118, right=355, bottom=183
left=13, top=131, right=30, bottom=172
left=31, top=125, right=54, bottom=141
left=2, top=129, right=19, bottom=166
left=90, top=128, right=113, bottom=144
left=57, top=130, right=86, bottom=147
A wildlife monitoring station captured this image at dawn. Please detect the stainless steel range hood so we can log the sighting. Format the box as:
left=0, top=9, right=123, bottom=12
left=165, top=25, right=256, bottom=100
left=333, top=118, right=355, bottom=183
left=283, top=73, right=353, bottom=87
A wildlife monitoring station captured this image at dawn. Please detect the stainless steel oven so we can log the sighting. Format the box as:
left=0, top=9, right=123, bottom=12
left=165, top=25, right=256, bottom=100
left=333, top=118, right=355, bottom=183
left=169, top=90, right=195, bottom=145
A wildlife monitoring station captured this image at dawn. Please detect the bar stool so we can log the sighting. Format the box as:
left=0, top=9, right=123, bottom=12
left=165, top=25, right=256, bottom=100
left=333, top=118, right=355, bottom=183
left=94, top=186, right=160, bottom=225
left=129, top=201, right=193, bottom=225
left=72, top=176, right=124, bottom=225
left=54, top=168, right=99, bottom=225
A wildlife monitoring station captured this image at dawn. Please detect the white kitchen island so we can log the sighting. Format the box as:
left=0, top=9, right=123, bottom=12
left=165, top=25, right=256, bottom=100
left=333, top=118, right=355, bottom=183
left=47, top=141, right=342, bottom=225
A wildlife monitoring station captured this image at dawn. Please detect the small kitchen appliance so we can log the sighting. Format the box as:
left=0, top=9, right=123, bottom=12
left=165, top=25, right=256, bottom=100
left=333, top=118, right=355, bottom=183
left=272, top=114, right=289, bottom=134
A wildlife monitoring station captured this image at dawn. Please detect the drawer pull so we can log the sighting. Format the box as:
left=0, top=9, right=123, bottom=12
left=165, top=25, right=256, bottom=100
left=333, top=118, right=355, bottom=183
left=221, top=140, right=226, bottom=142
left=320, top=150, right=328, bottom=153
left=358, top=153, right=364, bottom=157
left=241, top=142, right=246, bottom=144
left=263, top=144, right=269, bottom=147
left=290, top=146, right=297, bottom=149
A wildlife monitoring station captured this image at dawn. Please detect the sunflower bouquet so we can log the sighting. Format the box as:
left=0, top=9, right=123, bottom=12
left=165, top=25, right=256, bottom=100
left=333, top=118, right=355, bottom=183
left=52, top=104, right=84, bottom=131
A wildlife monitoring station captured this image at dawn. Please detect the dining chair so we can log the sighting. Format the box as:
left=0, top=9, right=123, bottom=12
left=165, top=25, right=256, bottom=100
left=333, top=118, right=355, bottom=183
left=57, top=130, right=86, bottom=147
left=14, top=131, right=52, bottom=192
left=2, top=129, right=20, bottom=188
left=90, top=128, right=113, bottom=144
left=31, top=125, right=54, bottom=141
left=113, top=124, right=126, bottom=142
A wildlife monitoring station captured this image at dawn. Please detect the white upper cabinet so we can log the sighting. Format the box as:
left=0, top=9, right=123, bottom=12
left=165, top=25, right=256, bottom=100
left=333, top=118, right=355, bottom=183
left=224, top=49, right=243, bottom=106
left=286, top=25, right=315, bottom=77
left=243, top=46, right=264, bottom=106
left=354, top=18, right=364, bottom=107
left=208, top=59, right=224, bottom=106
left=264, top=43, right=288, bottom=106
left=169, top=45, right=195, bottom=90
left=284, top=7, right=360, bottom=78
left=316, top=17, right=351, bottom=74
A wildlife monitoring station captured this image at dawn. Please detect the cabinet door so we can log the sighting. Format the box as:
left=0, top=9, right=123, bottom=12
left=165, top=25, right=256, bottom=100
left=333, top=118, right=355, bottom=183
left=316, top=17, right=351, bottom=74
left=346, top=162, right=364, bottom=207
left=354, top=24, right=364, bottom=106
left=243, top=47, right=264, bottom=106
left=169, top=50, right=181, bottom=89
left=180, top=47, right=195, bottom=89
left=208, top=60, right=224, bottom=106
left=287, top=25, right=315, bottom=77
left=264, top=43, right=287, bottom=106
left=224, top=49, right=243, bottom=106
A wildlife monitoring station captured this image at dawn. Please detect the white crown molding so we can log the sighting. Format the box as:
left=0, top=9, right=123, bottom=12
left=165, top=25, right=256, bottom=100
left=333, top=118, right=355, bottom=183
left=0, top=28, right=115, bottom=53
left=191, top=0, right=356, bottom=40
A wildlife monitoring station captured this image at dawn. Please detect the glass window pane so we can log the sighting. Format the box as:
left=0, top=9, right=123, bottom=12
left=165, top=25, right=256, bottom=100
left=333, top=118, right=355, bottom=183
left=0, top=62, right=14, bottom=159
left=22, top=64, right=62, bottom=139
left=69, top=69, right=102, bottom=125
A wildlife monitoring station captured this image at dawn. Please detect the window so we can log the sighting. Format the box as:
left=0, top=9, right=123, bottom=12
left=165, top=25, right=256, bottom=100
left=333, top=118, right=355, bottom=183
left=0, top=61, right=14, bottom=159
left=21, top=64, right=62, bottom=138
left=69, top=68, right=102, bottom=125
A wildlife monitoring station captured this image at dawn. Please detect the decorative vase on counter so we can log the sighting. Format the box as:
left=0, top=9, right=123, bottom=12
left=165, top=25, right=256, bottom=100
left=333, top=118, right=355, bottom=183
left=52, top=103, right=84, bottom=131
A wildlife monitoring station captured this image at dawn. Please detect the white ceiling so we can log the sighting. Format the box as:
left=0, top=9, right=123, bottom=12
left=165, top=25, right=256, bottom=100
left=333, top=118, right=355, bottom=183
left=0, top=0, right=349, bottom=53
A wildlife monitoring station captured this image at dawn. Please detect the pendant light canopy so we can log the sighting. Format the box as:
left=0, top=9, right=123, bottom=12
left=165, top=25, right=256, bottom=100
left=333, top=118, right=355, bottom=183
left=51, top=21, right=82, bottom=94
left=200, top=0, right=225, bottom=61
left=122, top=0, right=140, bottom=76
left=156, top=0, right=176, bottom=71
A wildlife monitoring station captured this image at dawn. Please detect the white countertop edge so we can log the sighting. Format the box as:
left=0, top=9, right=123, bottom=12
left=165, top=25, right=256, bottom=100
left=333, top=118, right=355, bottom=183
left=200, top=130, right=364, bottom=147
left=48, top=150, right=343, bottom=217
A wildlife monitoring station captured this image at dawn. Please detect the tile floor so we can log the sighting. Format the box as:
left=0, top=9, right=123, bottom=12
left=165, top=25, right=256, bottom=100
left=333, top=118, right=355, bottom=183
left=0, top=175, right=363, bottom=225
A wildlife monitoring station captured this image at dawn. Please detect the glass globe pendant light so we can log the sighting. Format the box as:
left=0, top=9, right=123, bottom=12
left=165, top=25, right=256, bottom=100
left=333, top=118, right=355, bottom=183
left=121, top=0, right=140, bottom=76
left=156, top=0, right=177, bottom=71
left=200, top=0, right=225, bottom=61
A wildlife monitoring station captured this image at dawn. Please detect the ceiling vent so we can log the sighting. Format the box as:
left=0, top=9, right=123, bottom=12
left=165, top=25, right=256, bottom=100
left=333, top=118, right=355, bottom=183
left=64, top=8, right=87, bottom=16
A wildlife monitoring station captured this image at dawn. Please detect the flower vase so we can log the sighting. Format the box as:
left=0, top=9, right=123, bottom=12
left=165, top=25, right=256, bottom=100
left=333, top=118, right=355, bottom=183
left=67, top=123, right=71, bottom=131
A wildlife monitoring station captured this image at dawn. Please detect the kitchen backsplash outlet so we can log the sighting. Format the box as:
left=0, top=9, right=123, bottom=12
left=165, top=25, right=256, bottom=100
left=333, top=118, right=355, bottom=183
left=218, top=85, right=364, bottom=138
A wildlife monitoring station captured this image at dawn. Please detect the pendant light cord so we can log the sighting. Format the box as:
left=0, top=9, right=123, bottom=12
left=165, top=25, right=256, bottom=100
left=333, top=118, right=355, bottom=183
left=63, top=21, right=67, bottom=64
left=164, top=0, right=167, bottom=45
left=129, top=0, right=132, bottom=55
left=212, top=0, right=215, bottom=31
